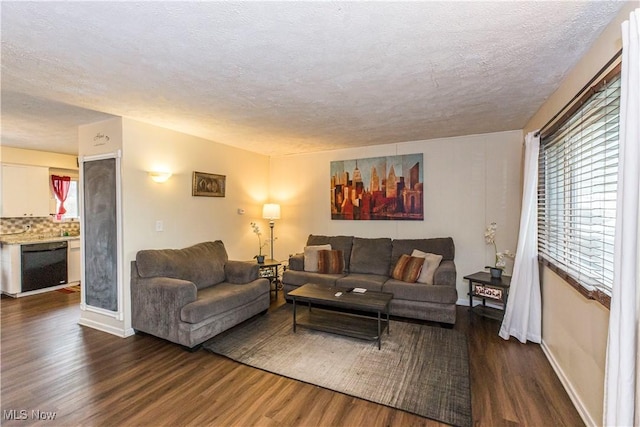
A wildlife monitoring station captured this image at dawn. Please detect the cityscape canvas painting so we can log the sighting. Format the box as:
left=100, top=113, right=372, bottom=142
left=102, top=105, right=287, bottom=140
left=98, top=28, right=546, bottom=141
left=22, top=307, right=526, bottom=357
left=331, top=154, right=424, bottom=221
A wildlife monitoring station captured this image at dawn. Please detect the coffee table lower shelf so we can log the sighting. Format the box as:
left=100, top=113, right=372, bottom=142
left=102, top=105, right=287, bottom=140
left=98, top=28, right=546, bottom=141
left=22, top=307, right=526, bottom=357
left=294, top=308, right=389, bottom=348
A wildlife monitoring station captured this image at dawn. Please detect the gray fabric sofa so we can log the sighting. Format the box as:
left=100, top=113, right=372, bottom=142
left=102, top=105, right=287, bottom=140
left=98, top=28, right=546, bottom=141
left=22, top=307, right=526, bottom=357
left=282, top=235, right=458, bottom=325
left=131, top=241, right=270, bottom=349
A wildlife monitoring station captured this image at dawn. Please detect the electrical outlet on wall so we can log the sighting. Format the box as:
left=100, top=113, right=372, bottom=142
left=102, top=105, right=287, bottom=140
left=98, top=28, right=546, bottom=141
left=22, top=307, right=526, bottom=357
left=155, top=220, right=163, bottom=232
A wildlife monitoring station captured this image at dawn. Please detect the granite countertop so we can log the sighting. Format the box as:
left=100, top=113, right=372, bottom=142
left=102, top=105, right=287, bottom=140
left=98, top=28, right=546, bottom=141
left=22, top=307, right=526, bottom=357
left=0, top=233, right=81, bottom=245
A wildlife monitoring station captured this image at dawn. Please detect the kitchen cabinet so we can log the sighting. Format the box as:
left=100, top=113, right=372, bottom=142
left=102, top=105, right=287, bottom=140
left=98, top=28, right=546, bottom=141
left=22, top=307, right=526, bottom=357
left=1, top=237, right=80, bottom=297
left=0, top=244, right=22, bottom=295
left=1, top=164, right=50, bottom=217
left=68, top=239, right=81, bottom=283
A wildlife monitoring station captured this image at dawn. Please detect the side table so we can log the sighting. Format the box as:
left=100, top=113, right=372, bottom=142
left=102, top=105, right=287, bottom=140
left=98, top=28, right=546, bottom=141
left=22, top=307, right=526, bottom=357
left=464, top=271, right=511, bottom=321
left=257, top=259, right=282, bottom=299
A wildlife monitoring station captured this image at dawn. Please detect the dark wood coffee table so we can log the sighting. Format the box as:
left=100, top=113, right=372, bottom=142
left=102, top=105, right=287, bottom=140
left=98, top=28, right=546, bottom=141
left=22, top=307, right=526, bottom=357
left=288, top=283, right=393, bottom=349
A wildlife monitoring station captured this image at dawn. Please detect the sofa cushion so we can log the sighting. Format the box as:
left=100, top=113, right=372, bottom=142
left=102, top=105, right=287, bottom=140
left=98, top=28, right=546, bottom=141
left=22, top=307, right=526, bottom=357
left=307, top=235, right=354, bottom=271
left=288, top=253, right=304, bottom=271
left=304, top=244, right=332, bottom=272
left=391, top=238, right=455, bottom=268
left=411, top=249, right=443, bottom=285
left=349, top=237, right=392, bottom=276
left=318, top=250, right=345, bottom=274
left=433, top=260, right=457, bottom=287
left=282, top=269, right=344, bottom=287
left=225, top=261, right=259, bottom=284
left=391, top=254, right=424, bottom=283
left=336, top=273, right=388, bottom=292
left=136, top=241, right=228, bottom=290
left=180, top=280, right=269, bottom=324
left=383, top=279, right=458, bottom=304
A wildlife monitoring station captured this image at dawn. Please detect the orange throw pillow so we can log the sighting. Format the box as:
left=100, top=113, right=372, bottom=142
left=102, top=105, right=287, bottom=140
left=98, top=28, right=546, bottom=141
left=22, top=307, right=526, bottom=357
left=317, top=250, right=345, bottom=274
left=391, top=254, right=424, bottom=283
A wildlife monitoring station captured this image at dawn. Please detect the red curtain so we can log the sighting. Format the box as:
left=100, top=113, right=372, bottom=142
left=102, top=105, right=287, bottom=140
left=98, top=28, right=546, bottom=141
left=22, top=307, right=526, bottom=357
left=51, top=175, right=71, bottom=214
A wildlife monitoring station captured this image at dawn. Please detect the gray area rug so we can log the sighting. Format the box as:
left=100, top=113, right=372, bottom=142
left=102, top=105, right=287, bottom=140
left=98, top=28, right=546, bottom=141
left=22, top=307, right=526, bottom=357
left=204, top=305, right=471, bottom=427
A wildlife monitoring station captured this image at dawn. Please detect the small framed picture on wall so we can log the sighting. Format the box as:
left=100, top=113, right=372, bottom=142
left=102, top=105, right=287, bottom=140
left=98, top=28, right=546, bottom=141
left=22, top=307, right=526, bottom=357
left=192, top=171, right=225, bottom=197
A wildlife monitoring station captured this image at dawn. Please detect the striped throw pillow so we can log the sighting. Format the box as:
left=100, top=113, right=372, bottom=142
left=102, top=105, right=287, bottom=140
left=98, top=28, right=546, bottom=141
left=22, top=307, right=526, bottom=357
left=391, top=254, right=424, bottom=283
left=317, top=250, right=345, bottom=274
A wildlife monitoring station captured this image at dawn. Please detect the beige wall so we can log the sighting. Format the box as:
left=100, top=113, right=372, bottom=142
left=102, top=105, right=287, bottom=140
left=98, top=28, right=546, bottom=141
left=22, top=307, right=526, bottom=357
left=76, top=117, right=270, bottom=336
left=120, top=119, right=270, bottom=333
left=270, top=130, right=524, bottom=302
left=120, top=118, right=271, bottom=263
left=540, top=268, right=610, bottom=425
left=1, top=146, right=78, bottom=170
left=523, top=3, right=637, bottom=425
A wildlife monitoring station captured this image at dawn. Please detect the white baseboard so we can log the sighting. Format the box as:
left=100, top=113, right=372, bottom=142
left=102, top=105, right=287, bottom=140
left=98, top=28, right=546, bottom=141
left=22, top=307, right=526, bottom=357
left=541, top=339, right=597, bottom=427
left=78, top=318, right=130, bottom=338
left=2, top=283, right=76, bottom=298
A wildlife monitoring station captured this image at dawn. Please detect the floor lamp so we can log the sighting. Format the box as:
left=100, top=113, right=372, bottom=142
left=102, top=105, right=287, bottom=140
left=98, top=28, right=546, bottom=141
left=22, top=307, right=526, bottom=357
left=262, top=203, right=281, bottom=261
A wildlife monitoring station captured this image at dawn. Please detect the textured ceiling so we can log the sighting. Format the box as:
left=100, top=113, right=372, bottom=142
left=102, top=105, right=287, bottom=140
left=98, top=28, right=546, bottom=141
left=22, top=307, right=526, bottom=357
left=0, top=1, right=627, bottom=156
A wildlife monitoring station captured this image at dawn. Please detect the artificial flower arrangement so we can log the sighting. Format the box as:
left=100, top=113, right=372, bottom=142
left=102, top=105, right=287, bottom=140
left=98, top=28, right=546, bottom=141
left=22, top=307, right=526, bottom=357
left=250, top=222, right=268, bottom=263
left=484, top=222, right=515, bottom=277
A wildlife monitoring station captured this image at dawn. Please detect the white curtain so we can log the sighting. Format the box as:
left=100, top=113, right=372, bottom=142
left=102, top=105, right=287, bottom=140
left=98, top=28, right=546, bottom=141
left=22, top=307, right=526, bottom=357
left=604, top=8, right=640, bottom=427
left=499, top=131, right=541, bottom=343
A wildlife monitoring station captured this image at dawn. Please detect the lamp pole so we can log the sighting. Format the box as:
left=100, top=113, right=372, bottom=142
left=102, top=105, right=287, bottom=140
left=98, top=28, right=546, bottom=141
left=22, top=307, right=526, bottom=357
left=262, top=203, right=280, bottom=261
left=268, top=219, right=275, bottom=261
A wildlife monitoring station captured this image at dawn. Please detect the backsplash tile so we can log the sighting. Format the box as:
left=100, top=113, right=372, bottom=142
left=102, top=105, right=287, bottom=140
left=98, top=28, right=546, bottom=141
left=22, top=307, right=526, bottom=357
left=0, top=217, right=80, bottom=236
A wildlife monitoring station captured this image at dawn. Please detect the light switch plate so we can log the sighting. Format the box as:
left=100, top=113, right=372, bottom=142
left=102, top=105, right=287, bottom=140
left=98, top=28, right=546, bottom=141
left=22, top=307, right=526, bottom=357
left=155, top=220, right=163, bottom=232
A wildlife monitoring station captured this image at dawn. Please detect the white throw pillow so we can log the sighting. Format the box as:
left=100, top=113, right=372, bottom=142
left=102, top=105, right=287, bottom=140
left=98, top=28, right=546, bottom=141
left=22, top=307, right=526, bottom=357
left=411, top=249, right=443, bottom=285
left=304, top=244, right=332, bottom=272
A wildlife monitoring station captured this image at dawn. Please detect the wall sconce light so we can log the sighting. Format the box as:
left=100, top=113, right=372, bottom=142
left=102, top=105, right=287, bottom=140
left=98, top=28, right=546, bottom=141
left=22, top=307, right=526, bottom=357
left=148, top=171, right=172, bottom=183
left=262, top=203, right=281, bottom=261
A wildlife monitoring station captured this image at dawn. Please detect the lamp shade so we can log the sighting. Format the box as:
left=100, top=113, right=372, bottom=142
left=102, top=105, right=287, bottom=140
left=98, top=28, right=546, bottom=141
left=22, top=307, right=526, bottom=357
left=262, top=203, right=281, bottom=220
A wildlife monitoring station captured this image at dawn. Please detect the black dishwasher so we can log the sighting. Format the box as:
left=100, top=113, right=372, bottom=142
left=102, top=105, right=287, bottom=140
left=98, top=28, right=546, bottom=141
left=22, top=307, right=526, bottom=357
left=21, top=241, right=68, bottom=292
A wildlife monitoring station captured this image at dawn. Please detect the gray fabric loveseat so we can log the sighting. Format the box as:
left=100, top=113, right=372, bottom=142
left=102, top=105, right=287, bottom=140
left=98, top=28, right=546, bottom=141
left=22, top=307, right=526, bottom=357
left=131, top=241, right=270, bottom=349
left=282, top=235, right=458, bottom=325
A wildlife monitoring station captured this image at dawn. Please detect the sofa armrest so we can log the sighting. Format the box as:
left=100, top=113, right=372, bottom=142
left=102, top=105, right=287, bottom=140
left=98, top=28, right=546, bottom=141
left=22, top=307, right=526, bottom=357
left=433, top=260, right=456, bottom=287
left=131, top=273, right=198, bottom=341
left=225, top=260, right=259, bottom=284
left=288, top=253, right=304, bottom=271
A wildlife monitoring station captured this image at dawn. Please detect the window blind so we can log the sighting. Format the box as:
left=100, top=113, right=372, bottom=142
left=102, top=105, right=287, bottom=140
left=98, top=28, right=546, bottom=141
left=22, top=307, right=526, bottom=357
left=538, top=73, right=620, bottom=301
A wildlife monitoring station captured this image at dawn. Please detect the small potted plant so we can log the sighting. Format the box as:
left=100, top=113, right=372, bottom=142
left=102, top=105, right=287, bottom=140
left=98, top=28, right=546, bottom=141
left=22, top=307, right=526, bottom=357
left=484, top=222, right=515, bottom=279
left=250, top=222, right=268, bottom=263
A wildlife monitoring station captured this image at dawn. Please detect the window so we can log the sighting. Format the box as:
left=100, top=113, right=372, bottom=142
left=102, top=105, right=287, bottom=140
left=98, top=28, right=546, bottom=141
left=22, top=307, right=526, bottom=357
left=50, top=169, right=79, bottom=220
left=56, top=179, right=79, bottom=219
left=538, top=72, right=620, bottom=306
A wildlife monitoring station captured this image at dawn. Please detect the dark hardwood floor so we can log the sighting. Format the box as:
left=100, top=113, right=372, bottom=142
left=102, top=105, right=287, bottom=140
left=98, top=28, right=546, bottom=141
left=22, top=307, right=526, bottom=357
left=1, top=289, right=583, bottom=426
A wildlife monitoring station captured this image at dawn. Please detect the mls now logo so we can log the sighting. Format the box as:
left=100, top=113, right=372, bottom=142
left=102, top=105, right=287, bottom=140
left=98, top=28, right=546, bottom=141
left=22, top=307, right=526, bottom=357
left=3, top=410, right=27, bottom=420
left=3, top=409, right=57, bottom=421
left=31, top=410, right=57, bottom=420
